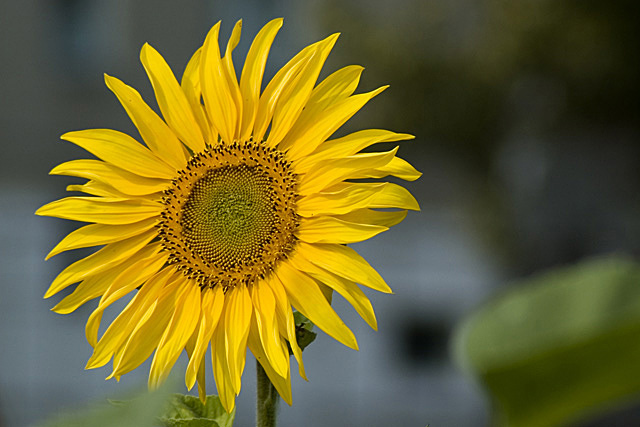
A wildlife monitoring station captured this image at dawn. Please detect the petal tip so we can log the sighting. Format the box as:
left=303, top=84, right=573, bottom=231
left=139, top=42, right=153, bottom=59
left=59, top=131, right=76, bottom=141
left=44, top=250, right=55, bottom=261
left=375, top=85, right=390, bottom=95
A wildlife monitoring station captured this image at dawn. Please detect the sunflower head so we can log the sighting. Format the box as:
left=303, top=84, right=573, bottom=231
left=159, top=139, right=299, bottom=289
left=36, top=18, right=420, bottom=413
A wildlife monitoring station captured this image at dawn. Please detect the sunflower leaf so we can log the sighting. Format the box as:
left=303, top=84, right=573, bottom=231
left=159, top=417, right=220, bottom=427
left=158, top=418, right=220, bottom=427
left=158, top=394, right=235, bottom=427
left=39, top=384, right=173, bottom=427
left=454, top=256, right=640, bottom=427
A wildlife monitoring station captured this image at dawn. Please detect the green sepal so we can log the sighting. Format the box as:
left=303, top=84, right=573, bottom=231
left=293, top=310, right=317, bottom=351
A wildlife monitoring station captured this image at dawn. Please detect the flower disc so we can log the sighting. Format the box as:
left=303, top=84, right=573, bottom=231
left=159, top=140, right=298, bottom=289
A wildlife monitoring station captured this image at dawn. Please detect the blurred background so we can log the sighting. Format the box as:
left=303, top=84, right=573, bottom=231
left=1, top=0, right=639, bottom=426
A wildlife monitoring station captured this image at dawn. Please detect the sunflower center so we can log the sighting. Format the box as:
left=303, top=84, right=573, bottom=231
left=159, top=140, right=298, bottom=289
left=181, top=164, right=276, bottom=267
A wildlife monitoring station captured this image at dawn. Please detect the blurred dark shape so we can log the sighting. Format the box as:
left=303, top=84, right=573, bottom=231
left=400, top=316, right=450, bottom=365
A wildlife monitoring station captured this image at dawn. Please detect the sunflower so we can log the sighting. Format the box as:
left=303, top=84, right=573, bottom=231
left=36, top=18, right=420, bottom=412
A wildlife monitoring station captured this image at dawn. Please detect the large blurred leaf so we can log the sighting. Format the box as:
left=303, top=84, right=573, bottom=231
left=39, top=382, right=174, bottom=427
left=454, top=256, right=640, bottom=427
left=38, top=374, right=235, bottom=427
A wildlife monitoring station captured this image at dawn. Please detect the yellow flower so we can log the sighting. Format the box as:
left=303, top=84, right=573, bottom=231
left=36, top=19, right=420, bottom=412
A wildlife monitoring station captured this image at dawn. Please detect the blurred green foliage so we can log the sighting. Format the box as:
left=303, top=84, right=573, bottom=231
left=39, top=382, right=174, bottom=427
left=318, top=0, right=640, bottom=275
left=39, top=380, right=235, bottom=427
left=320, top=0, right=640, bottom=173
left=454, top=256, right=640, bottom=426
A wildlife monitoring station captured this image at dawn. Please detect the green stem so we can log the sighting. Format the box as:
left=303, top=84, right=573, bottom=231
left=256, top=359, right=279, bottom=427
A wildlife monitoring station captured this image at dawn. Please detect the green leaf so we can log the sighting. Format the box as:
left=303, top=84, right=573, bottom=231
left=158, top=394, right=235, bottom=427
left=454, top=256, right=640, bottom=427
left=293, top=310, right=317, bottom=351
left=293, top=310, right=314, bottom=330
left=159, top=418, right=219, bottom=427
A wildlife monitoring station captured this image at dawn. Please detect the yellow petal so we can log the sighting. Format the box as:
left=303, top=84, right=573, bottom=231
left=222, top=20, right=244, bottom=139
left=275, top=261, right=358, bottom=350
left=294, top=129, right=414, bottom=173
left=247, top=322, right=293, bottom=405
left=181, top=48, right=216, bottom=144
left=300, top=181, right=418, bottom=215
left=288, top=253, right=377, bottom=330
left=186, top=286, right=224, bottom=390
left=98, top=253, right=168, bottom=310
left=332, top=209, right=408, bottom=228
left=317, top=281, right=334, bottom=303
left=282, top=86, right=388, bottom=160
left=52, top=160, right=168, bottom=196
left=104, top=74, right=188, bottom=170
left=251, top=282, right=289, bottom=378
left=296, top=216, right=387, bottom=244
left=265, top=274, right=307, bottom=380
left=363, top=156, right=422, bottom=181
left=201, top=22, right=238, bottom=144
left=370, top=183, right=420, bottom=210
left=51, top=274, right=114, bottom=315
left=109, top=276, right=182, bottom=377
left=140, top=43, right=205, bottom=153
left=184, top=327, right=207, bottom=402
left=43, top=229, right=156, bottom=299
left=46, top=218, right=157, bottom=260
left=85, top=245, right=166, bottom=349
left=267, top=34, right=340, bottom=148
left=301, top=65, right=364, bottom=117
left=36, top=196, right=161, bottom=225
left=149, top=281, right=201, bottom=388
left=60, top=129, right=176, bottom=179
left=273, top=63, right=364, bottom=162
left=239, top=18, right=283, bottom=141
left=52, top=249, right=165, bottom=316
left=296, top=242, right=392, bottom=294
left=252, top=35, right=330, bottom=142
left=86, top=263, right=171, bottom=369
left=224, top=284, right=252, bottom=394
left=211, top=318, right=237, bottom=413
left=66, top=181, right=132, bottom=198
left=297, top=183, right=386, bottom=217
left=298, top=147, right=398, bottom=195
